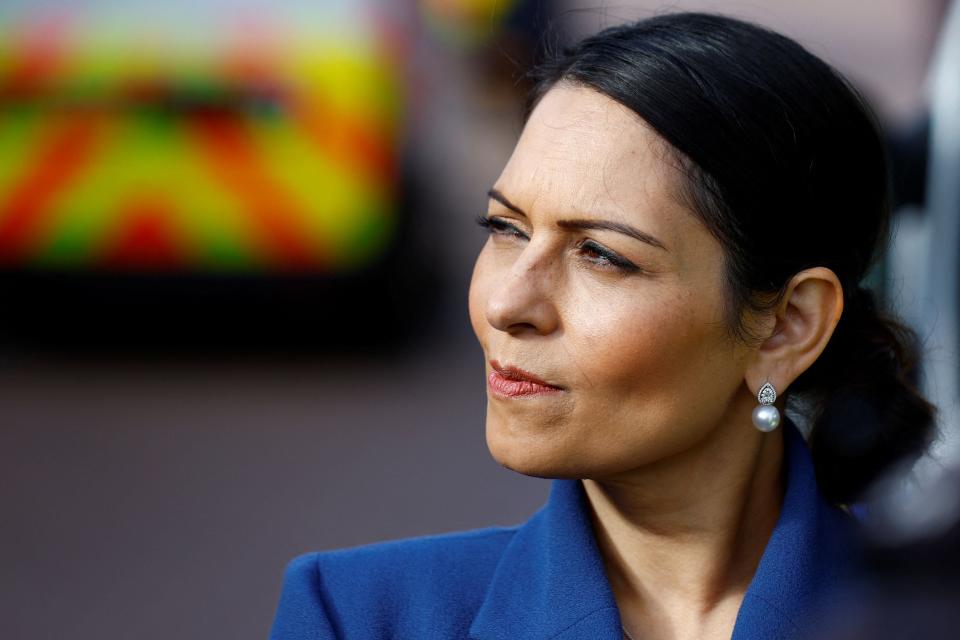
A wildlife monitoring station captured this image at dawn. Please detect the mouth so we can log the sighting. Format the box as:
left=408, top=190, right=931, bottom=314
left=488, top=360, right=564, bottom=398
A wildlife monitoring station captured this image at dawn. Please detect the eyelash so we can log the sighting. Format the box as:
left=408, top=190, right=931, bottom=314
left=475, top=214, right=641, bottom=273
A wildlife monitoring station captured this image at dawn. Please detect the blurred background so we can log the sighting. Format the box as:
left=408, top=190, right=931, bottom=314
left=0, top=1, right=957, bottom=638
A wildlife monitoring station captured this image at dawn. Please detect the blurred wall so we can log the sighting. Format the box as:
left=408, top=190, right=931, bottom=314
left=560, top=0, right=945, bottom=125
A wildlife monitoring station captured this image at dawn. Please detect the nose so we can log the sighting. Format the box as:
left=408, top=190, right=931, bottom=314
left=484, top=243, right=560, bottom=336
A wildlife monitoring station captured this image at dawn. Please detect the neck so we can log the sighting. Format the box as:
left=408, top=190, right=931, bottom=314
left=583, top=402, right=785, bottom=640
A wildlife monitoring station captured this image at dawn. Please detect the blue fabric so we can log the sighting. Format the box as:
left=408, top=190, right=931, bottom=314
left=270, top=420, right=858, bottom=639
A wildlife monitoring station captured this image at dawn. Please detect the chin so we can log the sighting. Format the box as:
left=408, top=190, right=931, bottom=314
left=485, top=418, right=587, bottom=480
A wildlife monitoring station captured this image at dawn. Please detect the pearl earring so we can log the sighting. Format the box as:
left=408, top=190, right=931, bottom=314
left=752, top=382, right=781, bottom=432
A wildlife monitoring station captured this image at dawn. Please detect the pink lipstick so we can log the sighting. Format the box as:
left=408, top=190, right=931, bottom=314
left=488, top=360, right=563, bottom=398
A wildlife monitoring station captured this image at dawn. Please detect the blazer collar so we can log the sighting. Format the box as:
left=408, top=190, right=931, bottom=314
left=468, top=419, right=856, bottom=640
left=468, top=471, right=621, bottom=640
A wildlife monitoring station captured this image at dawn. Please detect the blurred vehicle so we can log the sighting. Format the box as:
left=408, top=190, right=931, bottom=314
left=0, top=0, right=434, bottom=355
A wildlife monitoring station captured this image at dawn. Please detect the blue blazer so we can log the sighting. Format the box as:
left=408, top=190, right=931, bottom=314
left=270, top=421, right=858, bottom=639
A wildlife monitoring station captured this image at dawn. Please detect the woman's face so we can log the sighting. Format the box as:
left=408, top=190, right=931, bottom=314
left=468, top=84, right=756, bottom=479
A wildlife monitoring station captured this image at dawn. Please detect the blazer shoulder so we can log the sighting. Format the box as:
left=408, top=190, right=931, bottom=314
left=271, top=553, right=338, bottom=640
left=272, top=526, right=518, bottom=639
left=317, top=525, right=518, bottom=589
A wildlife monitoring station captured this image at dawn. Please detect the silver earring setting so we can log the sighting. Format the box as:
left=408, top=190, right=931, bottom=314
left=752, top=382, right=781, bottom=432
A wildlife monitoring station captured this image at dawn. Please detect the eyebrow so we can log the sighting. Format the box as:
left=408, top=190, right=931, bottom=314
left=487, top=189, right=526, bottom=215
left=487, top=188, right=668, bottom=251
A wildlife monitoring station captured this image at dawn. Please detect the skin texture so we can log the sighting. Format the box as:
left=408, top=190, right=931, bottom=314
left=468, top=84, right=844, bottom=640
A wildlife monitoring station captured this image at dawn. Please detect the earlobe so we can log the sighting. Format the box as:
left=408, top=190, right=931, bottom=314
left=745, top=267, right=844, bottom=396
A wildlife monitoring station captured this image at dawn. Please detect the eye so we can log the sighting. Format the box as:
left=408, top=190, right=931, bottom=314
left=475, top=214, right=528, bottom=240
left=576, top=239, right=641, bottom=273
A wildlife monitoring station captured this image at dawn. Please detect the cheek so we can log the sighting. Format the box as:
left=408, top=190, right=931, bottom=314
left=571, top=290, right=691, bottom=388
left=577, top=284, right=747, bottom=463
left=565, top=284, right=732, bottom=424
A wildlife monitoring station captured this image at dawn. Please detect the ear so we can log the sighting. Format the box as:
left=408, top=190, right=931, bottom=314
left=744, top=267, right=844, bottom=398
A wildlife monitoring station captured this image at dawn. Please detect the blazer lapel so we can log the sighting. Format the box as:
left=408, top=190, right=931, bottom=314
left=467, top=479, right=622, bottom=640
left=731, top=418, right=857, bottom=639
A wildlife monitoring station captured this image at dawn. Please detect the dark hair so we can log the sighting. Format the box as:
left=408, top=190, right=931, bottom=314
left=524, top=12, right=935, bottom=504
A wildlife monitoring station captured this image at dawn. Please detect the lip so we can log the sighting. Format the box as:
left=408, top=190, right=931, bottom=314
left=488, top=360, right=564, bottom=398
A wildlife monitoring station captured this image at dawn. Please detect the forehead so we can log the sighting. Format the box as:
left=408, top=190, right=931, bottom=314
left=498, top=83, right=683, bottom=222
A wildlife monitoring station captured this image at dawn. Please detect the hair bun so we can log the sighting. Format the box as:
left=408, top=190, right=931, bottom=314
left=803, top=285, right=936, bottom=503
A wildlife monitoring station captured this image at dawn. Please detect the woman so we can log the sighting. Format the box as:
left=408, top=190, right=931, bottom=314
left=270, top=12, right=934, bottom=640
